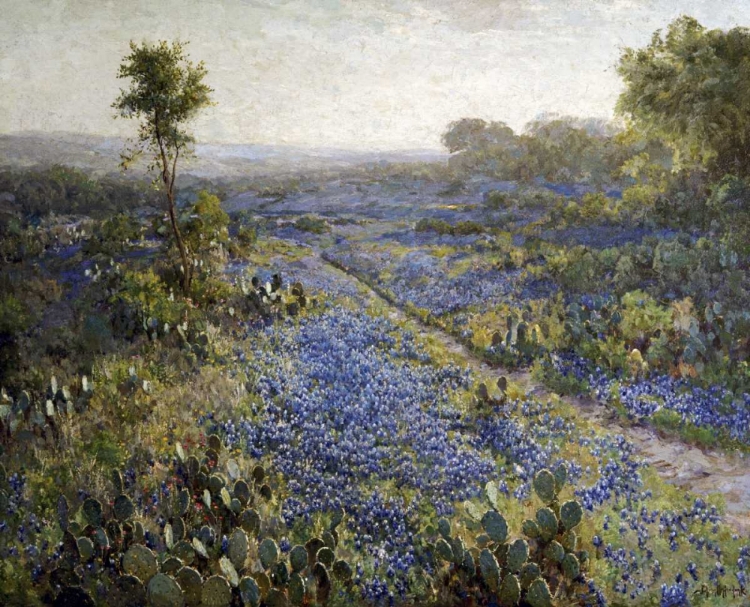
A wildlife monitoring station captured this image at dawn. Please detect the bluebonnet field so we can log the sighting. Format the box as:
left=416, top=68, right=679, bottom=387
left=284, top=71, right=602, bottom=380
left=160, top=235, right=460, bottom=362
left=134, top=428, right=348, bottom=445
left=1, top=170, right=750, bottom=607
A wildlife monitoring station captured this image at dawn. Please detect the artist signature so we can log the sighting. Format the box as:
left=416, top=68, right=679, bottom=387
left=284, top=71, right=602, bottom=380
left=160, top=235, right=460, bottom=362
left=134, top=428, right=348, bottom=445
left=693, top=583, right=747, bottom=599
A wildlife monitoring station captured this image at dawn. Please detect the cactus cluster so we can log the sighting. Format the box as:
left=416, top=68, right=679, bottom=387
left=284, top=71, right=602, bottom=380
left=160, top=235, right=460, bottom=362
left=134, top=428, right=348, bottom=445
left=0, top=376, right=94, bottom=445
left=43, top=434, right=353, bottom=606
left=431, top=465, right=598, bottom=607
left=242, top=273, right=312, bottom=318
left=475, top=376, right=510, bottom=415
left=487, top=308, right=545, bottom=367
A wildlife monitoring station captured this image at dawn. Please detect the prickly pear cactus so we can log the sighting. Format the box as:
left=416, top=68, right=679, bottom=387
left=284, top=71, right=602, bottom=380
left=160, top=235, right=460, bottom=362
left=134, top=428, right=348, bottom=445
left=521, top=518, right=540, bottom=539
left=481, top=509, right=508, bottom=543
left=543, top=540, right=565, bottom=564
left=219, top=556, right=240, bottom=588
left=535, top=507, right=558, bottom=543
left=113, top=494, right=134, bottom=521
left=479, top=549, right=501, bottom=591
left=239, top=576, right=261, bottom=607
left=562, top=552, right=581, bottom=580
left=240, top=508, right=261, bottom=535
left=560, top=499, right=583, bottom=530
left=435, top=538, right=453, bottom=562
left=498, top=573, right=521, bottom=606
left=316, top=546, right=335, bottom=568
left=288, top=572, right=306, bottom=606
left=147, top=573, right=185, bottom=607
left=201, top=575, right=232, bottom=607
left=532, top=469, right=557, bottom=505
left=553, top=463, right=567, bottom=493
left=506, top=538, right=529, bottom=573
left=228, top=528, right=249, bottom=570
left=259, top=538, right=279, bottom=569
left=332, top=559, right=353, bottom=582
left=82, top=497, right=103, bottom=527
left=176, top=566, right=202, bottom=607
left=123, top=544, right=158, bottom=582
left=289, top=545, right=308, bottom=572
left=526, top=578, right=553, bottom=607
left=312, top=562, right=331, bottom=603
left=519, top=562, right=541, bottom=590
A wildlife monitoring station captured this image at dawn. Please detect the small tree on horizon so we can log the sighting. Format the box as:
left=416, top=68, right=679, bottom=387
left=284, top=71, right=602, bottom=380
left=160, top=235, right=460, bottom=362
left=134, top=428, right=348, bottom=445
left=113, top=40, right=214, bottom=294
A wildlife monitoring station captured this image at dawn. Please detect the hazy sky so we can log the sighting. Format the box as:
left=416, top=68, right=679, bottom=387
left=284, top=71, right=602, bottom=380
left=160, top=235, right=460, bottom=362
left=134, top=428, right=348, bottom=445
left=2, top=0, right=750, bottom=150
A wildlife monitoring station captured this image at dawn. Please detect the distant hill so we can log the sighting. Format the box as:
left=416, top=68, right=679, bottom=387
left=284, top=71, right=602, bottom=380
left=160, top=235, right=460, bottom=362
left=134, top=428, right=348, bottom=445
left=0, top=132, right=446, bottom=179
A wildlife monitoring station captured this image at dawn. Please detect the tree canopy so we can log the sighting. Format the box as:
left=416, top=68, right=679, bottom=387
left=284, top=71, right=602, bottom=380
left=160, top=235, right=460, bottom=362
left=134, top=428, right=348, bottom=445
left=617, top=16, right=750, bottom=178
left=113, top=40, right=214, bottom=293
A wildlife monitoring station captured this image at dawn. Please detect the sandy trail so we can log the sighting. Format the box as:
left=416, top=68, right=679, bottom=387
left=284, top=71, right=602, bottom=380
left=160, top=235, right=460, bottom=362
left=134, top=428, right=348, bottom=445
left=323, top=257, right=750, bottom=536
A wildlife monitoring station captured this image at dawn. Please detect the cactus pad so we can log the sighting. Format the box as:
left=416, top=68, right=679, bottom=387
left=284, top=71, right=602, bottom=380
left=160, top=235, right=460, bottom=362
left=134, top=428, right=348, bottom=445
left=259, top=538, right=279, bottom=569
left=233, top=480, right=251, bottom=506
left=554, top=463, right=568, bottom=493
left=506, top=539, right=529, bottom=573
left=479, top=549, right=501, bottom=591
left=544, top=540, right=565, bottom=563
left=481, top=510, right=508, bottom=543
left=239, top=576, right=261, bottom=607
left=535, top=507, right=558, bottom=543
left=147, top=573, right=184, bottom=607
left=519, top=562, right=541, bottom=590
left=82, top=497, right=103, bottom=527
left=224, top=529, right=247, bottom=570
left=316, top=546, right=335, bottom=568
left=521, top=519, right=540, bottom=539
left=288, top=572, right=306, bottom=605
left=526, top=578, right=553, bottom=607
left=240, top=509, right=261, bottom=536
left=202, top=575, right=232, bottom=607
left=498, top=573, right=521, bottom=606
left=562, top=552, right=580, bottom=580
left=560, top=500, right=583, bottom=530
left=437, top=517, right=451, bottom=540
left=289, top=545, right=308, bottom=572
left=113, top=494, right=134, bottom=522
left=123, top=544, right=158, bottom=582
left=220, top=556, right=240, bottom=587
left=434, top=538, right=453, bottom=562
left=172, top=540, right=195, bottom=565
left=312, top=562, right=331, bottom=603
left=532, top=469, right=556, bottom=505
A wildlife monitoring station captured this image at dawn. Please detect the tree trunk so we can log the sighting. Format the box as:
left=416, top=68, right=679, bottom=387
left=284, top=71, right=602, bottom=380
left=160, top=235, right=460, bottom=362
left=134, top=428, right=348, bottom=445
left=156, top=131, right=191, bottom=295
left=165, top=185, right=191, bottom=294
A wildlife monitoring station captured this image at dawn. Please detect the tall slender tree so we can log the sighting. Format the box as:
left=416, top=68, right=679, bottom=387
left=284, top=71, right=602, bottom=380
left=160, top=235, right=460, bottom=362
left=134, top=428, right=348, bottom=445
left=113, top=40, right=214, bottom=294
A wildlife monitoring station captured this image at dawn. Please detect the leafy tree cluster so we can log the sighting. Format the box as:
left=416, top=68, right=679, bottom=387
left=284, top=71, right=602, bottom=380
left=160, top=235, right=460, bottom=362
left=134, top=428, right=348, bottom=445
left=441, top=116, right=672, bottom=186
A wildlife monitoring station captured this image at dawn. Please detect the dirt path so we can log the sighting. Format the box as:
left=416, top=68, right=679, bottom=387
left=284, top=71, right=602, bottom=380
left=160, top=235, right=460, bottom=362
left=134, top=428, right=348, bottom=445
left=322, top=257, right=750, bottom=536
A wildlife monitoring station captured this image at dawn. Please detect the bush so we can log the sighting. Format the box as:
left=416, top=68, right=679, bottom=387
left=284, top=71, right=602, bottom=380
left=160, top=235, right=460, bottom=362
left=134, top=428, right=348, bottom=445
left=293, top=215, right=330, bottom=234
left=485, top=190, right=513, bottom=209
left=83, top=213, right=141, bottom=256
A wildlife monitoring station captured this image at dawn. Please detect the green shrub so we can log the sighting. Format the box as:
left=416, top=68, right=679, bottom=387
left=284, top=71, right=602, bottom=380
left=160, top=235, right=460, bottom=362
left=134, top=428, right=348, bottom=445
left=293, top=215, right=330, bottom=234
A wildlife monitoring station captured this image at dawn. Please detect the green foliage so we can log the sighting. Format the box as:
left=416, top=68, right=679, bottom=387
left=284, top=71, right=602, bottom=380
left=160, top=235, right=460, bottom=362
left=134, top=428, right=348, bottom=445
left=114, top=39, right=214, bottom=293
left=0, top=166, right=159, bottom=220
left=294, top=215, right=330, bottom=234
left=83, top=213, right=142, bottom=256
left=617, top=16, right=750, bottom=178
left=183, top=190, right=230, bottom=255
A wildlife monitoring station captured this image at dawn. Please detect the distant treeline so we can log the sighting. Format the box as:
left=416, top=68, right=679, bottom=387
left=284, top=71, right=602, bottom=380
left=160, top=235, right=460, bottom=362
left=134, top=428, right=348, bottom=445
left=0, top=165, right=161, bottom=220
left=0, top=165, right=238, bottom=223
left=441, top=115, right=673, bottom=187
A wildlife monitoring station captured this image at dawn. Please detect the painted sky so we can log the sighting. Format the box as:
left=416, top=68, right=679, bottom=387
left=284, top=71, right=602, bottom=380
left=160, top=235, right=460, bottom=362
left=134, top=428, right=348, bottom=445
left=2, top=0, right=750, bottom=150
